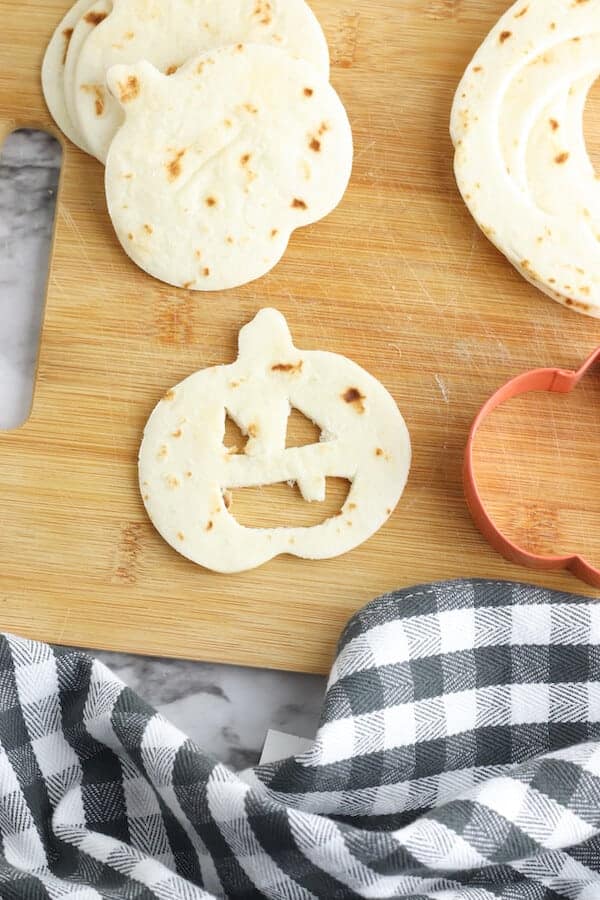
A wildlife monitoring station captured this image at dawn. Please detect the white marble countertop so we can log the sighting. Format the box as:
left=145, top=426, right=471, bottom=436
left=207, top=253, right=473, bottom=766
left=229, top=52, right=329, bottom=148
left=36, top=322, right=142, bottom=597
left=0, top=128, right=325, bottom=768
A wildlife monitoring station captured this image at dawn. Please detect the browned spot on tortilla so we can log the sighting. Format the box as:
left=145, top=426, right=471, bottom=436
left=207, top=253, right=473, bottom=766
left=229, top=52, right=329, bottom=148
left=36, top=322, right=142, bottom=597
left=124, top=30, right=134, bottom=39
left=123, top=173, right=134, bottom=179
left=514, top=5, right=528, bottom=16
left=117, top=75, right=140, bottom=103
left=166, top=148, right=186, bottom=181
left=127, top=232, right=133, bottom=241
left=549, top=118, right=559, bottom=131
left=291, top=198, right=307, bottom=209
left=550, top=22, right=556, bottom=30
left=194, top=249, right=202, bottom=259
left=240, top=153, right=251, bottom=166
left=143, top=223, right=153, bottom=234
left=270, top=228, right=278, bottom=238
left=247, top=423, right=258, bottom=439
left=304, top=87, right=314, bottom=97
left=348, top=503, right=357, bottom=511
left=205, top=520, right=214, bottom=531
left=253, top=0, right=272, bottom=23
left=565, top=297, right=590, bottom=313
left=181, top=281, right=194, bottom=290
left=473, top=65, right=482, bottom=73
left=318, top=121, right=330, bottom=136
left=165, top=64, right=180, bottom=75
left=185, top=471, right=192, bottom=478
left=81, top=83, right=105, bottom=116
left=271, top=360, right=303, bottom=373
left=548, top=278, right=556, bottom=284
left=167, top=475, right=180, bottom=489
left=309, top=138, right=321, bottom=152
left=244, top=102, right=258, bottom=114
left=226, top=236, right=234, bottom=244
left=196, top=61, right=205, bottom=74
left=555, top=151, right=569, bottom=164
left=163, top=389, right=175, bottom=401
left=206, top=195, right=217, bottom=207
left=157, top=445, right=168, bottom=460
left=581, top=286, right=591, bottom=295
left=375, top=448, right=384, bottom=457
left=203, top=267, right=210, bottom=277
left=84, top=10, right=107, bottom=25
left=343, top=387, right=365, bottom=413
left=236, top=43, right=244, bottom=51
left=176, top=532, right=185, bottom=542
left=62, top=28, right=74, bottom=64
left=499, top=30, right=512, bottom=42
left=386, top=508, right=392, bottom=515
left=223, top=490, right=232, bottom=510
left=224, top=118, right=233, bottom=127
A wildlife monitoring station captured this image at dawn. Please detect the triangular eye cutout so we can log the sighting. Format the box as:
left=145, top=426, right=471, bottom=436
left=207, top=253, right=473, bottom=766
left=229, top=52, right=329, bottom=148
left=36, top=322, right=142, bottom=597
left=223, top=414, right=248, bottom=455
left=286, top=407, right=321, bottom=448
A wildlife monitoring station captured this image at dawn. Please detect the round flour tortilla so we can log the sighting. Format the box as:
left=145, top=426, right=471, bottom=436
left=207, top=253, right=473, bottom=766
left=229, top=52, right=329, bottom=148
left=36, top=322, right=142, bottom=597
left=73, top=0, right=330, bottom=163
left=139, top=309, right=411, bottom=574
left=41, top=0, right=98, bottom=151
left=104, top=46, right=352, bottom=291
left=451, top=0, right=600, bottom=317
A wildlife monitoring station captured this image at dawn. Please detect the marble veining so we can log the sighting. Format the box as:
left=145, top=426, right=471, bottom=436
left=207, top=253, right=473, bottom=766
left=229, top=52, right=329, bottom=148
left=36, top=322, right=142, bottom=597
left=0, top=130, right=61, bottom=429
left=93, top=651, right=326, bottom=768
left=0, top=128, right=325, bottom=767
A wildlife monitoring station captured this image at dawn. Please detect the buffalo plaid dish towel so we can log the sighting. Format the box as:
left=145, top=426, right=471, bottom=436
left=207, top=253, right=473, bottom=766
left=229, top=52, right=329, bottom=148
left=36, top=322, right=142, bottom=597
left=1, top=580, right=600, bottom=899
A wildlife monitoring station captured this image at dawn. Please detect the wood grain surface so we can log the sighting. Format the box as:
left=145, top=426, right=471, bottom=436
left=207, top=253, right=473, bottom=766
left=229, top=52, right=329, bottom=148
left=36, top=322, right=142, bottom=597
left=1, top=0, right=600, bottom=674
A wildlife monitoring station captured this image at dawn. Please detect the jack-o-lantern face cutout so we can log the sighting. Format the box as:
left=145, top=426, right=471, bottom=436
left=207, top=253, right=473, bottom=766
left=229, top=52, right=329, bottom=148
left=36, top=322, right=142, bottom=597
left=139, top=309, right=411, bottom=573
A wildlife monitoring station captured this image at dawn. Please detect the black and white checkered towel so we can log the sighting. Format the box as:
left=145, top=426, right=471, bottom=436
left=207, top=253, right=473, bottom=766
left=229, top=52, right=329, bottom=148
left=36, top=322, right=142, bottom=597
left=1, top=579, right=600, bottom=899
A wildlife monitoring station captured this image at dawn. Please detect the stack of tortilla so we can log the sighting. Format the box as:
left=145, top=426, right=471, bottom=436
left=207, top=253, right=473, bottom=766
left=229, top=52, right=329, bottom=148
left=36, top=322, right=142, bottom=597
left=42, top=0, right=353, bottom=290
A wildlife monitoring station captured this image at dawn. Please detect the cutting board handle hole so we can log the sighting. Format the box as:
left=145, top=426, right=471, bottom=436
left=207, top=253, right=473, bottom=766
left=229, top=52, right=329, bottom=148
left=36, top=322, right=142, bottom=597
left=0, top=129, right=62, bottom=430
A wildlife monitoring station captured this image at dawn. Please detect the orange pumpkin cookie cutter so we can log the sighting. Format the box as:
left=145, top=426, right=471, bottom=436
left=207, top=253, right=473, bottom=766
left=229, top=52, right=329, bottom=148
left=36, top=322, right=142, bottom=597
left=464, top=346, right=600, bottom=588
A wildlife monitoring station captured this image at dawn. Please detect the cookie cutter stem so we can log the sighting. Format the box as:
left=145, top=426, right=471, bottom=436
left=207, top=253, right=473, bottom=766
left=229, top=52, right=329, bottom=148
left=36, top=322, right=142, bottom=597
left=464, top=346, right=600, bottom=588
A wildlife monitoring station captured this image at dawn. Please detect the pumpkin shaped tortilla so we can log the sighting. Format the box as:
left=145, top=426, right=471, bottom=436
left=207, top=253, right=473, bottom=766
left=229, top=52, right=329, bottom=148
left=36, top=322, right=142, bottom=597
left=72, top=0, right=329, bottom=162
left=139, top=309, right=411, bottom=574
left=104, top=46, right=352, bottom=290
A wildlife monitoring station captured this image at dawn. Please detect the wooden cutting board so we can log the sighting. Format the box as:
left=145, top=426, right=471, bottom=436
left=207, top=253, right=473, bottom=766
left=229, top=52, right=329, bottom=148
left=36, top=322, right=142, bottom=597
left=2, top=0, right=600, bottom=674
